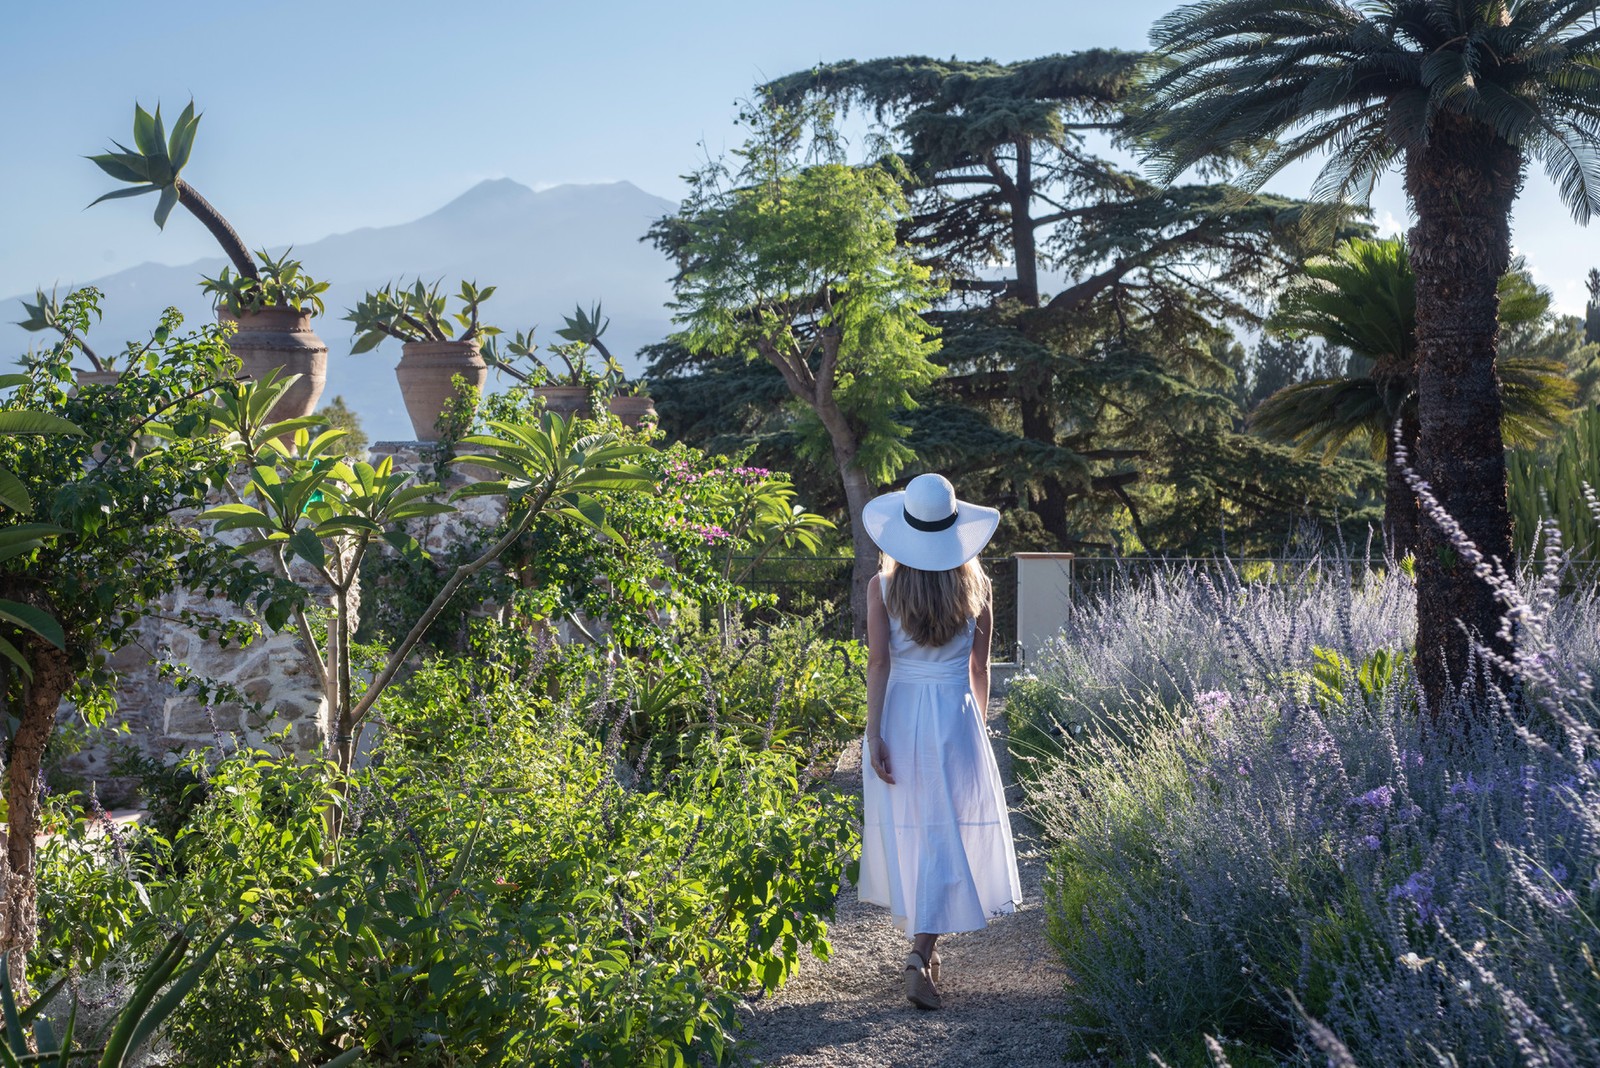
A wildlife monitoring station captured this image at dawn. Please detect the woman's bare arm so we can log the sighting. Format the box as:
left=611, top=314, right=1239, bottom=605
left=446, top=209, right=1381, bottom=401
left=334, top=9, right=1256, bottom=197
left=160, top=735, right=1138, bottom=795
left=865, top=572, right=895, bottom=784
left=969, top=596, right=993, bottom=717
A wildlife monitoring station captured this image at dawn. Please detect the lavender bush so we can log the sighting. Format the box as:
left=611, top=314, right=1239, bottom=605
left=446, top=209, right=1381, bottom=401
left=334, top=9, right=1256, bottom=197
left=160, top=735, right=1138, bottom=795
left=1007, top=551, right=1413, bottom=770
left=1028, top=539, right=1600, bottom=1065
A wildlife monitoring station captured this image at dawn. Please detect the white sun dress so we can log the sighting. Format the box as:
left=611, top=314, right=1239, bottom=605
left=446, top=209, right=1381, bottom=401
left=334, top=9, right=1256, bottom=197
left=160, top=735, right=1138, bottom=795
left=858, top=577, right=1022, bottom=937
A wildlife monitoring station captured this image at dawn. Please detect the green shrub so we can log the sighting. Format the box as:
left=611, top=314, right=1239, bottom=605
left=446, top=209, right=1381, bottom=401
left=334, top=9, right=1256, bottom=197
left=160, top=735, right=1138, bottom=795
left=37, top=654, right=859, bottom=1066
left=1002, top=673, right=1071, bottom=778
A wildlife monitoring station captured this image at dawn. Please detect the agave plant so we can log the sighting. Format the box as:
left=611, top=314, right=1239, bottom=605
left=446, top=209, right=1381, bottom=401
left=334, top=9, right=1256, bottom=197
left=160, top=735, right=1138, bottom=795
left=345, top=279, right=499, bottom=353
left=483, top=302, right=624, bottom=387
left=16, top=288, right=107, bottom=372
left=87, top=101, right=256, bottom=281
left=1507, top=405, right=1600, bottom=561
left=200, top=247, right=330, bottom=318
left=0, top=924, right=363, bottom=1067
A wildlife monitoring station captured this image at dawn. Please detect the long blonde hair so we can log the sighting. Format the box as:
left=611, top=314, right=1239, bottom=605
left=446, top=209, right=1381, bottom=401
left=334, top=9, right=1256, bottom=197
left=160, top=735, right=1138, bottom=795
left=882, top=556, right=991, bottom=648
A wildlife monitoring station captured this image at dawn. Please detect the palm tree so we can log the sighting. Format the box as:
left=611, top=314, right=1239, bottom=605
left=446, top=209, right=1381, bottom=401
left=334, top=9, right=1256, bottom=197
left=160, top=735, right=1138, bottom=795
left=1253, top=237, right=1574, bottom=558
left=1139, top=0, right=1600, bottom=711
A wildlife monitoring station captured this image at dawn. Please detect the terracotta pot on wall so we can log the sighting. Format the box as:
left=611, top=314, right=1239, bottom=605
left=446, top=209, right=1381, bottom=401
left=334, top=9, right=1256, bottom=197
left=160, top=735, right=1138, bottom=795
left=220, top=307, right=328, bottom=421
left=72, top=368, right=122, bottom=395
left=607, top=395, right=656, bottom=428
left=395, top=340, right=488, bottom=442
left=534, top=385, right=592, bottom=419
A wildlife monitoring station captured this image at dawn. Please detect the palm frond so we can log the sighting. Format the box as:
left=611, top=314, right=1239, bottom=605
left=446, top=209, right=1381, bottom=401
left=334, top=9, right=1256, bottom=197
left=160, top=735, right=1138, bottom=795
left=1138, top=0, right=1600, bottom=225
left=1250, top=376, right=1391, bottom=459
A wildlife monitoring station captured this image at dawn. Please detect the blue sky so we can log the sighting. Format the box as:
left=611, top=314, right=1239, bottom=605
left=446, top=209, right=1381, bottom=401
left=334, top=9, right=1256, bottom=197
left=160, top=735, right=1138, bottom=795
left=2, top=0, right=1595, bottom=314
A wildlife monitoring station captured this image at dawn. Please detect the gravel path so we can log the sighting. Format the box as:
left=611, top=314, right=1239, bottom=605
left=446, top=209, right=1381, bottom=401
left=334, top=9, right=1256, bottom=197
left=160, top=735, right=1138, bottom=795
left=735, top=703, right=1074, bottom=1067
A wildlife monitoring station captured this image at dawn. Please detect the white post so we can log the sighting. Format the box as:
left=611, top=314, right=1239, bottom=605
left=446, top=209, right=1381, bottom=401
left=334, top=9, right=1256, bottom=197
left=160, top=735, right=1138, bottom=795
left=1013, top=552, right=1075, bottom=666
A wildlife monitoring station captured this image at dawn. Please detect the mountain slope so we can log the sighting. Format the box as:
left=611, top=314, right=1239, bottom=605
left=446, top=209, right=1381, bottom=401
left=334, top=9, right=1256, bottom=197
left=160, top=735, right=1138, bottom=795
left=4, top=180, right=680, bottom=440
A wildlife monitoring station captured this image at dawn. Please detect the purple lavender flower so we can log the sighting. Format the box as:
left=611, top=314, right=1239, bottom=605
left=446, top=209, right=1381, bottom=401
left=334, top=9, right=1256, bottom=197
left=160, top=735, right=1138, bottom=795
left=1521, top=862, right=1577, bottom=912
left=1351, top=785, right=1395, bottom=810
left=1389, top=870, right=1437, bottom=921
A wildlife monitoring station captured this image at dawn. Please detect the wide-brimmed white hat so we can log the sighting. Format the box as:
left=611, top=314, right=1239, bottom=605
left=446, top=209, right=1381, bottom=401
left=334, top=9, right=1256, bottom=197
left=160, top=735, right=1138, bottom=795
left=862, top=473, right=1000, bottom=572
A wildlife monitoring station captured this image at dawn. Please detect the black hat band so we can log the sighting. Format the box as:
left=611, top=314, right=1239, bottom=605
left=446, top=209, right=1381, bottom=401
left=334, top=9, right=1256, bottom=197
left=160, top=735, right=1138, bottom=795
left=904, top=505, right=959, bottom=532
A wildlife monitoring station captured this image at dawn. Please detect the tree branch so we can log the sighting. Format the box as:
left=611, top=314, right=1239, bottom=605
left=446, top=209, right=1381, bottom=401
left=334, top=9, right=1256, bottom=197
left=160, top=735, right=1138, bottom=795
left=348, top=480, right=556, bottom=724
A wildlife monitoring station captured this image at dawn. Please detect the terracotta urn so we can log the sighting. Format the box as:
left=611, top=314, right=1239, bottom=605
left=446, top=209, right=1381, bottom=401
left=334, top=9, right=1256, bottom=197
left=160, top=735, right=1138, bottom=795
left=607, top=395, right=657, bottom=428
left=395, top=340, right=488, bottom=442
left=220, top=307, right=328, bottom=421
left=72, top=368, right=122, bottom=395
left=534, top=384, right=592, bottom=418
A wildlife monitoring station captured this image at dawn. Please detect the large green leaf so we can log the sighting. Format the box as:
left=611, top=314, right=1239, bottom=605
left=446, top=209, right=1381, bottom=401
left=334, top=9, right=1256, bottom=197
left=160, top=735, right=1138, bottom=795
left=154, top=183, right=179, bottom=229
left=87, top=185, right=158, bottom=208
left=0, top=601, right=65, bottom=650
left=287, top=527, right=326, bottom=569
left=167, top=100, right=199, bottom=172
left=0, top=411, right=83, bottom=436
left=87, top=152, right=150, bottom=185
left=0, top=468, right=30, bottom=513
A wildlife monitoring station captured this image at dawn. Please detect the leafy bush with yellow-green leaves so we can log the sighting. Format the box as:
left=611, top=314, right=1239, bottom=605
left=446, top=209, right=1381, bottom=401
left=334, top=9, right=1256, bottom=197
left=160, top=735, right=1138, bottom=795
left=36, top=646, right=859, bottom=1067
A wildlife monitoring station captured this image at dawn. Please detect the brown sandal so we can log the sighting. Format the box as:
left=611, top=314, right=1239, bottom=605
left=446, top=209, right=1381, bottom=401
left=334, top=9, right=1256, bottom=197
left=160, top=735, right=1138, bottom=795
left=904, top=951, right=942, bottom=1010
left=929, top=949, right=941, bottom=985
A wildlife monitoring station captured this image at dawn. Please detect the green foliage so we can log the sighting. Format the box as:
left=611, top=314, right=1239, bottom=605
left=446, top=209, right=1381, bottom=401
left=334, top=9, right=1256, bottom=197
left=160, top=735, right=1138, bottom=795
left=1257, top=240, right=1575, bottom=459
left=482, top=303, right=627, bottom=389
left=1308, top=645, right=1400, bottom=711
left=4, top=922, right=243, bottom=1068
left=201, top=247, right=330, bottom=317
left=1003, top=673, right=1072, bottom=778
left=745, top=54, right=1371, bottom=553
left=86, top=100, right=199, bottom=230
left=0, top=373, right=81, bottom=673
left=1139, top=1, right=1600, bottom=223
left=311, top=395, right=370, bottom=457
left=614, top=610, right=866, bottom=770
left=345, top=279, right=500, bottom=353
left=763, top=52, right=1145, bottom=290
left=0, top=295, right=298, bottom=709
left=1508, top=405, right=1600, bottom=560
left=38, top=651, right=858, bottom=1066
left=15, top=287, right=109, bottom=372
left=204, top=387, right=653, bottom=776
left=659, top=96, right=943, bottom=487
left=357, top=400, right=835, bottom=659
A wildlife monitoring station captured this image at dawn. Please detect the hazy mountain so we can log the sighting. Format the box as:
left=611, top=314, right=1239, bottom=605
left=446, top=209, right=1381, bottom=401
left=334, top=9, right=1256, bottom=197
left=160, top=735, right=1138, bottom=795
left=3, top=179, right=681, bottom=441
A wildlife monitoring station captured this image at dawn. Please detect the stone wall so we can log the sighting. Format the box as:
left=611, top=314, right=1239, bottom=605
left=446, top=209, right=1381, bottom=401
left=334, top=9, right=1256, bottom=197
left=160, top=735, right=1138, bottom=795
left=57, top=440, right=495, bottom=800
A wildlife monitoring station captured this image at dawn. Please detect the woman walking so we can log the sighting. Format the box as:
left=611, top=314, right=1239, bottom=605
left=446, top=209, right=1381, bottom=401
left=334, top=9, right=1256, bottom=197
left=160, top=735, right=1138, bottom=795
left=857, top=473, right=1022, bottom=1011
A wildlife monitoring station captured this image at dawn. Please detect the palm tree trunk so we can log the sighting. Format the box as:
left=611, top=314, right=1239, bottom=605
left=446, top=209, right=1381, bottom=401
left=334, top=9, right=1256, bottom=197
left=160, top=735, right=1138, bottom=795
left=1383, top=409, right=1422, bottom=559
left=1405, top=120, right=1521, bottom=715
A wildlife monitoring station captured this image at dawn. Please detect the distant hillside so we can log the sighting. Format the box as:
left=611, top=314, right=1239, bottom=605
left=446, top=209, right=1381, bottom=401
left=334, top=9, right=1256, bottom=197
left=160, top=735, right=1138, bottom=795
left=2, top=180, right=681, bottom=440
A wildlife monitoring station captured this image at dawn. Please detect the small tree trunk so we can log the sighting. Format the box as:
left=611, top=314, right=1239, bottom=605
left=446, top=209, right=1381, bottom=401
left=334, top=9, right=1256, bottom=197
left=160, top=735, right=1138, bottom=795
left=1010, top=139, right=1041, bottom=309
left=811, top=383, right=878, bottom=638
left=837, top=461, right=879, bottom=641
left=1017, top=365, right=1073, bottom=544
left=175, top=179, right=257, bottom=279
left=4, top=640, right=73, bottom=993
left=1405, top=120, right=1521, bottom=715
